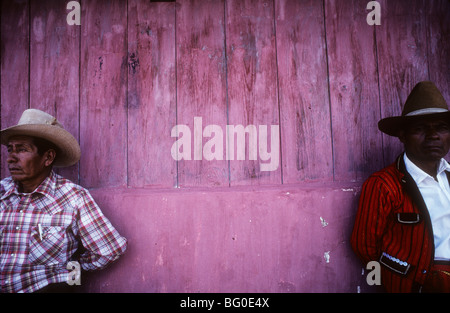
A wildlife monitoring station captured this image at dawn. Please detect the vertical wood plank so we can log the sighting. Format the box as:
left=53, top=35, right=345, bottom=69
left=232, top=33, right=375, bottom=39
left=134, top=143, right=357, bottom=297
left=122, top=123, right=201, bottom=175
left=176, top=0, right=229, bottom=187
left=325, top=0, right=383, bottom=181
left=80, top=0, right=127, bottom=188
left=127, top=1, right=176, bottom=188
left=0, top=0, right=29, bottom=179
left=426, top=0, right=450, bottom=162
left=376, top=0, right=429, bottom=165
left=426, top=0, right=450, bottom=103
left=275, top=0, right=333, bottom=183
left=226, top=0, right=281, bottom=186
left=29, top=0, right=80, bottom=183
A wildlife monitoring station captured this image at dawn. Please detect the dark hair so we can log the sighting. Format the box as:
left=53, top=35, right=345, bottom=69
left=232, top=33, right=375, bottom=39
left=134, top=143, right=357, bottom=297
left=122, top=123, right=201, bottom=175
left=30, top=137, right=59, bottom=158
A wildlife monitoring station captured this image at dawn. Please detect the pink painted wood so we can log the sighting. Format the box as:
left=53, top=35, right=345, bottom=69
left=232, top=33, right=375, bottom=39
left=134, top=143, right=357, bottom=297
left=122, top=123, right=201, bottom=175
left=428, top=1, right=450, bottom=162
left=226, top=0, right=281, bottom=186
left=0, top=0, right=449, bottom=294
left=127, top=1, right=177, bottom=188
left=80, top=0, right=128, bottom=188
left=376, top=0, right=429, bottom=166
left=325, top=0, right=383, bottom=182
left=427, top=1, right=450, bottom=117
left=275, top=0, right=333, bottom=183
left=29, top=0, right=80, bottom=183
left=0, top=0, right=29, bottom=179
left=176, top=0, right=229, bottom=187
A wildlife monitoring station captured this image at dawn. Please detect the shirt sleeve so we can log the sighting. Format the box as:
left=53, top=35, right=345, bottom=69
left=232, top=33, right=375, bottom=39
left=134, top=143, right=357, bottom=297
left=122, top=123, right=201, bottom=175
left=75, top=189, right=127, bottom=271
left=350, top=175, right=393, bottom=265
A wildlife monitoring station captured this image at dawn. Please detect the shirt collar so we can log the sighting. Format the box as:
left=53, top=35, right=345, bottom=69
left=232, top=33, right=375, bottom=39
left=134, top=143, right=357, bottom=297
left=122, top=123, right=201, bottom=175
left=1, top=171, right=57, bottom=201
left=403, top=153, right=450, bottom=185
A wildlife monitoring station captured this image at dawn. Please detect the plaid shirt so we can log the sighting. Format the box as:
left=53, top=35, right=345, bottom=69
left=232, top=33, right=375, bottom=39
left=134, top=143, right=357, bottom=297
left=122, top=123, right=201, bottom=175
left=0, top=171, right=127, bottom=293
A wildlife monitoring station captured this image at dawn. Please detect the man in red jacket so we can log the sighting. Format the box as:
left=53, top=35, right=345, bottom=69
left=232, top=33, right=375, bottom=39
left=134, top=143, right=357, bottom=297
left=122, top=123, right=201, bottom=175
left=351, top=81, right=450, bottom=293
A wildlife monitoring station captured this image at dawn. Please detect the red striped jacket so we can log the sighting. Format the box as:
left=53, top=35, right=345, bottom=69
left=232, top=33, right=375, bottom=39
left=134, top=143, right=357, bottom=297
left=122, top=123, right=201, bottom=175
left=351, top=154, right=448, bottom=292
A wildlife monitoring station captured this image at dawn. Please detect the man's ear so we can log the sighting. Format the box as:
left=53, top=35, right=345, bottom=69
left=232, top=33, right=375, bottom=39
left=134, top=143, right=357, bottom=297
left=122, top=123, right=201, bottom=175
left=44, top=149, right=57, bottom=167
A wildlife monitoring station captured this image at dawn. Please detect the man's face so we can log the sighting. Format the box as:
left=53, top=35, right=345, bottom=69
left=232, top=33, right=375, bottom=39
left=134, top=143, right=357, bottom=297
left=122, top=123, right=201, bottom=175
left=399, top=117, right=450, bottom=165
left=6, top=136, right=52, bottom=186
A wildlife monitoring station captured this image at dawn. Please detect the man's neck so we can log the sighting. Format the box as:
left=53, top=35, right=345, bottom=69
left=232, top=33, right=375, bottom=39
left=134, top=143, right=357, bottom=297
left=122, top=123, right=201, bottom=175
left=405, top=152, right=440, bottom=180
left=18, top=171, right=51, bottom=193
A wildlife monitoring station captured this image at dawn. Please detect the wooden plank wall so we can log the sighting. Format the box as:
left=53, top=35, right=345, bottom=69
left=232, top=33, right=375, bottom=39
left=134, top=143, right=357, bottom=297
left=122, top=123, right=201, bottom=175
left=1, top=0, right=449, bottom=294
left=1, top=0, right=449, bottom=187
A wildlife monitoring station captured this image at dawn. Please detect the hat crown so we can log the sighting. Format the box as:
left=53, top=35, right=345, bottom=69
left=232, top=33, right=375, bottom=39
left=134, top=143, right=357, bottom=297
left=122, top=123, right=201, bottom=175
left=17, top=109, right=63, bottom=128
left=402, top=81, right=448, bottom=116
left=1, top=108, right=80, bottom=167
left=378, top=81, right=450, bottom=137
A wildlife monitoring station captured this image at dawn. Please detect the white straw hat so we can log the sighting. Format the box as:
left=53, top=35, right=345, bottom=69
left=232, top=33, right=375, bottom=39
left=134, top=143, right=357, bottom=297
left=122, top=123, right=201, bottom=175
left=1, top=109, right=80, bottom=167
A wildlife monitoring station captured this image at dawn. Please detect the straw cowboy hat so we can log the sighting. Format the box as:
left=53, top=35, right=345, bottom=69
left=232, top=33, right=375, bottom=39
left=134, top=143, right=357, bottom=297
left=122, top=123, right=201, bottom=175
left=0, top=109, right=81, bottom=167
left=378, top=81, right=450, bottom=137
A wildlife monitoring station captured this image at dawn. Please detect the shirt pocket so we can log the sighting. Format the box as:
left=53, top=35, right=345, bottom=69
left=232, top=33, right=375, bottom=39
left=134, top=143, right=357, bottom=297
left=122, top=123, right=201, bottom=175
left=28, top=225, right=67, bottom=266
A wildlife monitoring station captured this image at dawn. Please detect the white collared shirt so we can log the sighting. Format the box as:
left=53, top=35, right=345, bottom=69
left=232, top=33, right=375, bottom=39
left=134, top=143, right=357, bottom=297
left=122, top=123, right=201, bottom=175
left=404, top=153, right=450, bottom=260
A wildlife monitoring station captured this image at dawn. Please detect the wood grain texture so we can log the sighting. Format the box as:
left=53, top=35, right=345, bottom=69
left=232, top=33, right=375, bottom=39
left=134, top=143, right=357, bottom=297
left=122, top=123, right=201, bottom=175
left=176, top=0, right=229, bottom=187
left=226, top=0, right=281, bottom=186
left=325, top=0, right=383, bottom=182
left=1, top=0, right=449, bottom=186
left=127, top=1, right=176, bottom=188
left=0, top=0, right=449, bottom=294
left=426, top=0, right=450, bottom=106
left=0, top=0, right=29, bottom=179
left=276, top=0, right=333, bottom=183
left=376, top=0, right=429, bottom=166
left=29, top=0, right=80, bottom=183
left=80, top=0, right=128, bottom=188
left=426, top=0, right=450, bottom=162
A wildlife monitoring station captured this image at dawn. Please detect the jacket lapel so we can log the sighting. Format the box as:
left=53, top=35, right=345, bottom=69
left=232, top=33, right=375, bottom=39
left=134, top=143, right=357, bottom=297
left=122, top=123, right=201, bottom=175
left=397, top=153, right=435, bottom=260
left=397, top=154, right=429, bottom=214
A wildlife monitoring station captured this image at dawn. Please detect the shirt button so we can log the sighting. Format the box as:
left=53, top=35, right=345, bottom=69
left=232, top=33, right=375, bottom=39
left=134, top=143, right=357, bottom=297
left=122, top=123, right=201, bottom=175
left=15, top=226, right=19, bottom=230
left=422, top=269, right=427, bottom=274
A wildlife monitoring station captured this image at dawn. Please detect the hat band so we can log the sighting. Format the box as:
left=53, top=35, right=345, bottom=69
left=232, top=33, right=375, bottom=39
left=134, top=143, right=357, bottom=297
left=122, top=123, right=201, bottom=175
left=405, top=108, right=448, bottom=116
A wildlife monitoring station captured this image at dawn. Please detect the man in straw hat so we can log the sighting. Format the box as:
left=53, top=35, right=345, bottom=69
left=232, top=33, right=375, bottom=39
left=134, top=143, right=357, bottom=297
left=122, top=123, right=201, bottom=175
left=351, top=81, right=450, bottom=293
left=0, top=109, right=127, bottom=293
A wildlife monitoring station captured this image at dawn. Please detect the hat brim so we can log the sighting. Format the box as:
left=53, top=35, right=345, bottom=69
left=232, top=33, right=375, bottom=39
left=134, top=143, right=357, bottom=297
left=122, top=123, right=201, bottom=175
left=0, top=124, right=81, bottom=167
left=378, top=111, right=450, bottom=137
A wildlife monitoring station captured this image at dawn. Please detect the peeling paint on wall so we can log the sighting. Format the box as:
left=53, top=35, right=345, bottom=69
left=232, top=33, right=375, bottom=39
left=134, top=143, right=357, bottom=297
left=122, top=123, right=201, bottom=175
left=324, top=251, right=330, bottom=263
